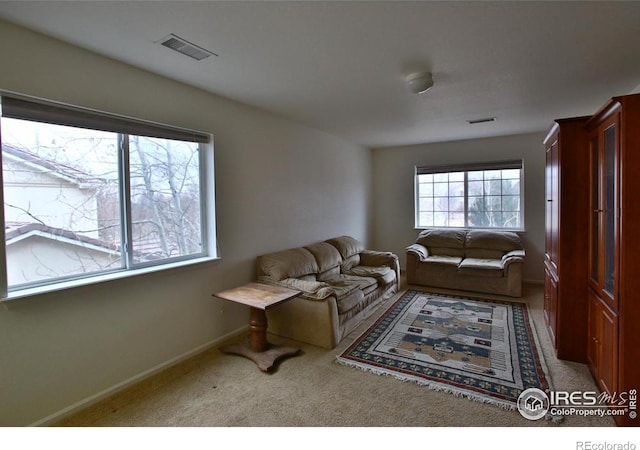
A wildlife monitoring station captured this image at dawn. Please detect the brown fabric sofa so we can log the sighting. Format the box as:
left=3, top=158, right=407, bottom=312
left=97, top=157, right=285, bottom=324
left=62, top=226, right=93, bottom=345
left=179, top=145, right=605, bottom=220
left=257, top=236, right=400, bottom=349
left=406, top=229, right=525, bottom=297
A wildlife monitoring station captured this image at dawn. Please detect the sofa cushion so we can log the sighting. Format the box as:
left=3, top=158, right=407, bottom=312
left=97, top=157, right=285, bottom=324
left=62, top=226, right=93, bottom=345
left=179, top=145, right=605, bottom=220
left=416, top=229, right=466, bottom=249
left=465, top=230, right=522, bottom=252
left=458, top=258, right=503, bottom=270
left=326, top=236, right=365, bottom=259
left=336, top=289, right=365, bottom=314
left=305, top=242, right=342, bottom=272
left=340, top=254, right=361, bottom=272
left=457, top=258, right=504, bottom=278
left=317, top=266, right=341, bottom=282
left=268, top=277, right=330, bottom=294
left=465, top=248, right=506, bottom=259
left=422, top=255, right=462, bottom=266
left=257, top=247, right=319, bottom=280
left=330, top=274, right=377, bottom=295
left=345, top=265, right=395, bottom=286
left=428, top=246, right=466, bottom=258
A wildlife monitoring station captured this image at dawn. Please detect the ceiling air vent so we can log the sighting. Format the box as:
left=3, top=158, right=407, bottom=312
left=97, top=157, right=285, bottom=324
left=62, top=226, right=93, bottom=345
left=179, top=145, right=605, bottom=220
left=158, top=33, right=217, bottom=61
left=467, top=117, right=496, bottom=124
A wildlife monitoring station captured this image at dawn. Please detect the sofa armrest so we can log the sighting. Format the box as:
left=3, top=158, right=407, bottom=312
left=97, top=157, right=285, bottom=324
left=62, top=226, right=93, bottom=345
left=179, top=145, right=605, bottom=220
left=360, top=250, right=400, bottom=290
left=360, top=250, right=398, bottom=268
left=406, top=243, right=429, bottom=261
left=501, top=249, right=525, bottom=270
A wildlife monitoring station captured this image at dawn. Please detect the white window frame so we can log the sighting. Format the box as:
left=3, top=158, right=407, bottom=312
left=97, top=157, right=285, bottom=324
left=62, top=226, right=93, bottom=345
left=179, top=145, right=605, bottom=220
left=0, top=92, right=218, bottom=300
left=414, top=160, right=524, bottom=231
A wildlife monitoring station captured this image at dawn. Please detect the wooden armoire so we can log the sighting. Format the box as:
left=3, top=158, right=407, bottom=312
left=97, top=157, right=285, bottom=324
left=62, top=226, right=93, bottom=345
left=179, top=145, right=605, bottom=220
left=585, top=93, right=640, bottom=427
left=543, top=117, right=590, bottom=363
left=544, top=93, right=640, bottom=426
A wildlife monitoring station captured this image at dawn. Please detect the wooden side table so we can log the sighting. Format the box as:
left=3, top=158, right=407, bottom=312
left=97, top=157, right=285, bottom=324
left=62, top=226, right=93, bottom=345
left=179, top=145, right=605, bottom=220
left=213, top=282, right=301, bottom=372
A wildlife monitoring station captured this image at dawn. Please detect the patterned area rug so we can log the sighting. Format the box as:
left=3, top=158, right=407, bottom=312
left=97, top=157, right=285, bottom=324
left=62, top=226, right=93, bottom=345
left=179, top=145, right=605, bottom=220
left=337, top=290, right=552, bottom=411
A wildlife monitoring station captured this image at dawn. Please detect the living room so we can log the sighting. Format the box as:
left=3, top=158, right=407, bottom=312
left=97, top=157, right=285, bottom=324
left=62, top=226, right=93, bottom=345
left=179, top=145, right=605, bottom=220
left=1, top=1, right=639, bottom=443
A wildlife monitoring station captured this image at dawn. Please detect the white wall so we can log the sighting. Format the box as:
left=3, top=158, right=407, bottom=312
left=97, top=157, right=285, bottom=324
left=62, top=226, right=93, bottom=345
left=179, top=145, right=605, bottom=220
left=6, top=237, right=120, bottom=286
left=371, top=132, right=546, bottom=283
left=0, top=20, right=372, bottom=426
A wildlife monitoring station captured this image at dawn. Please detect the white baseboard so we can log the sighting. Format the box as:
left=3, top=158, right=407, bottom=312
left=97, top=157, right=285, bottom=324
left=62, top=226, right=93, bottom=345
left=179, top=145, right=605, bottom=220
left=30, top=325, right=248, bottom=427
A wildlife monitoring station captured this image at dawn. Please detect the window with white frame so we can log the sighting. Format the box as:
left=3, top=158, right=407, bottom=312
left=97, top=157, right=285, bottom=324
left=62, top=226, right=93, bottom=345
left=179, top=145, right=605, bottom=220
left=415, top=160, right=523, bottom=230
left=0, top=93, right=214, bottom=296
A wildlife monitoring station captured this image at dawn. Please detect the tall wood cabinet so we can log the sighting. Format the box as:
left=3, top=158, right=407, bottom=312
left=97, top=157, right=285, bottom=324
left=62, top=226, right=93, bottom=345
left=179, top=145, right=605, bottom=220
left=543, top=117, right=590, bottom=362
left=585, top=93, right=640, bottom=427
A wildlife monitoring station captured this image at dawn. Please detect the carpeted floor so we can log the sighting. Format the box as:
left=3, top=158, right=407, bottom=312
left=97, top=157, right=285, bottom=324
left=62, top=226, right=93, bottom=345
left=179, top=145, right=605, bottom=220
left=54, top=282, right=614, bottom=427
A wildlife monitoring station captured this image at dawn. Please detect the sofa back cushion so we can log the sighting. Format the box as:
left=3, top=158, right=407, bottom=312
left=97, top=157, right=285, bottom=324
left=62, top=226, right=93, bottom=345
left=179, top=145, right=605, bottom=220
left=256, top=247, right=319, bottom=281
left=416, top=229, right=466, bottom=257
left=326, top=236, right=365, bottom=272
left=464, top=230, right=523, bottom=259
left=305, top=242, right=343, bottom=281
left=326, top=236, right=365, bottom=259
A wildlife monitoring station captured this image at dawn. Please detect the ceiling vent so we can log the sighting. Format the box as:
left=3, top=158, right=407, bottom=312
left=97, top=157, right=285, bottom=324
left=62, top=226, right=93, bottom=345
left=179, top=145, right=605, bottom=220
left=158, top=33, right=217, bottom=61
left=467, top=117, right=496, bottom=124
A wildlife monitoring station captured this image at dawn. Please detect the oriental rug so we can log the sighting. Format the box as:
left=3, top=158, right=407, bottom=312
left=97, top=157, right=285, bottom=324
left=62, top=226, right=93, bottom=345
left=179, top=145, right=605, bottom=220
left=336, top=290, right=553, bottom=412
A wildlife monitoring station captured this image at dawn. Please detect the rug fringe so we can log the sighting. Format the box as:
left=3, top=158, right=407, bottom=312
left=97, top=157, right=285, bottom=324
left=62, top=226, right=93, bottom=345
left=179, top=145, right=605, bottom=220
left=335, top=356, right=517, bottom=411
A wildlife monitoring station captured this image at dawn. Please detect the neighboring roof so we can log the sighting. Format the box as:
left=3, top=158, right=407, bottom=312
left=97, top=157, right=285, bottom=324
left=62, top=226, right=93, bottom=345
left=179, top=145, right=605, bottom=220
left=2, top=143, right=103, bottom=187
left=5, top=222, right=119, bottom=255
left=5, top=222, right=169, bottom=261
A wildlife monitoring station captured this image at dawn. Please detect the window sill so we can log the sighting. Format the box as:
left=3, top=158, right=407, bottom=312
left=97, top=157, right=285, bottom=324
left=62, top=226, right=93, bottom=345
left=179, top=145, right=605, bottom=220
left=1, top=256, right=221, bottom=304
left=414, top=226, right=526, bottom=233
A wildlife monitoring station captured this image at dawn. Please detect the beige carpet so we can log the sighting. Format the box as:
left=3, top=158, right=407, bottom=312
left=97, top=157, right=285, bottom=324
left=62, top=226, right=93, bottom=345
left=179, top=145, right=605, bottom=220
left=54, top=282, right=614, bottom=427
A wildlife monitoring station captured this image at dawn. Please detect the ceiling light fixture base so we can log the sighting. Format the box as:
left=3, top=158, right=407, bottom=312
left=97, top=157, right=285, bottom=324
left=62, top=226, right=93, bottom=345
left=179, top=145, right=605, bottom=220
left=405, top=72, right=434, bottom=94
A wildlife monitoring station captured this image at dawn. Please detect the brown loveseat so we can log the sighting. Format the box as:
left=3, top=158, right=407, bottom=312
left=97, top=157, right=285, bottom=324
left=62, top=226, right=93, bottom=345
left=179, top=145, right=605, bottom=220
left=406, top=229, right=525, bottom=297
left=257, top=236, right=399, bottom=349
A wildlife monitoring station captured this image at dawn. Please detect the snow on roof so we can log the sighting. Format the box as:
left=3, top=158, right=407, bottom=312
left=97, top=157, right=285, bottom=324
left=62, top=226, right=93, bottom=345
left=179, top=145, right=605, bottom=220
left=2, top=143, right=104, bottom=187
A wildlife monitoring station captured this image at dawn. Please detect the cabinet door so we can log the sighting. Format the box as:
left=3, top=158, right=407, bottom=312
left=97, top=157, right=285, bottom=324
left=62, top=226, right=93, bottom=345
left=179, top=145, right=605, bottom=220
left=544, top=266, right=558, bottom=346
left=598, top=304, right=619, bottom=396
left=589, top=115, right=619, bottom=310
left=587, top=290, right=619, bottom=397
left=545, top=140, right=559, bottom=270
left=587, top=291, right=600, bottom=379
left=601, top=124, right=617, bottom=307
left=589, top=136, right=600, bottom=286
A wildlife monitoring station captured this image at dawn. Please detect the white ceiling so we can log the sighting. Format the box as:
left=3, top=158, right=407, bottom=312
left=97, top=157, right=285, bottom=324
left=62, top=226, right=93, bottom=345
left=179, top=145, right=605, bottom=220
left=1, top=1, right=640, bottom=148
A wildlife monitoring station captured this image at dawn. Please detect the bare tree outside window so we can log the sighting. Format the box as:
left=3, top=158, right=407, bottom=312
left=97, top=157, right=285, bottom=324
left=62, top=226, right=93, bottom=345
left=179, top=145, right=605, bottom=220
left=129, top=136, right=202, bottom=262
left=416, top=164, right=522, bottom=230
left=1, top=116, right=204, bottom=288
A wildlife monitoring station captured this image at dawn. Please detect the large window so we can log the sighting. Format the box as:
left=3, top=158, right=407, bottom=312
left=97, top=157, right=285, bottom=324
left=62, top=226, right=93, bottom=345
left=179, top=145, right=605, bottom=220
left=0, top=93, right=214, bottom=296
left=415, top=160, right=523, bottom=230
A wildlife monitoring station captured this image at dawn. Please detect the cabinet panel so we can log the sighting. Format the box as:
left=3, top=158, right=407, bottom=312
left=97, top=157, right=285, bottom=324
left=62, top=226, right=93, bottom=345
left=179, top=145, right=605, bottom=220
left=587, top=290, right=619, bottom=397
left=542, top=118, right=589, bottom=363
left=588, top=114, right=618, bottom=310
left=548, top=140, right=559, bottom=268
left=589, top=136, right=600, bottom=283
left=599, top=304, right=619, bottom=396
left=544, top=266, right=558, bottom=347
left=587, top=291, right=599, bottom=378
left=602, top=124, right=616, bottom=299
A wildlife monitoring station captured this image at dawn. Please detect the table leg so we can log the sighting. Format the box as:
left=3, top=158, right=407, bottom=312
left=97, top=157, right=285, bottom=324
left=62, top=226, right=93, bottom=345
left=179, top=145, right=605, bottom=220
left=249, top=307, right=268, bottom=352
left=220, top=307, right=300, bottom=372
